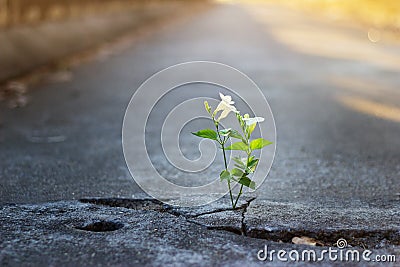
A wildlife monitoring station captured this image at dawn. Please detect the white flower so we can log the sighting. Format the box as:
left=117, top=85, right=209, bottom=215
left=214, top=93, right=237, bottom=121
left=219, top=93, right=234, bottom=105
left=243, top=116, right=264, bottom=125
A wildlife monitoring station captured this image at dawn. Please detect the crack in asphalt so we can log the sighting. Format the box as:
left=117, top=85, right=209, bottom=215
left=79, top=198, right=400, bottom=248
left=189, top=207, right=243, bottom=218
left=184, top=198, right=256, bottom=236
left=80, top=197, right=256, bottom=236
left=240, top=197, right=256, bottom=236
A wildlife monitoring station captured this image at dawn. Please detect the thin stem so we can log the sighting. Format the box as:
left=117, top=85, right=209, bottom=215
left=233, top=137, right=252, bottom=208
left=222, top=145, right=234, bottom=208
left=233, top=185, right=243, bottom=209
left=215, top=122, right=234, bottom=208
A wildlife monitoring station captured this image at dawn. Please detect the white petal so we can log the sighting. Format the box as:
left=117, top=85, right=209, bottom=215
left=219, top=93, right=234, bottom=105
left=219, top=92, right=226, bottom=100
left=228, top=104, right=237, bottom=112
left=243, top=116, right=264, bottom=125
left=217, top=109, right=231, bottom=121
left=214, top=101, right=227, bottom=112
left=216, top=101, right=236, bottom=112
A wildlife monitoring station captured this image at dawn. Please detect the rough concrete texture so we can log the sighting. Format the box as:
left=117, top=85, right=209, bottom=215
left=245, top=199, right=400, bottom=248
left=1, top=1, right=399, bottom=266
left=0, top=200, right=279, bottom=267
left=1, top=199, right=399, bottom=266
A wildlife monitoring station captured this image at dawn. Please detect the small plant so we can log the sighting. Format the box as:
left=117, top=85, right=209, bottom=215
left=192, top=93, right=272, bottom=209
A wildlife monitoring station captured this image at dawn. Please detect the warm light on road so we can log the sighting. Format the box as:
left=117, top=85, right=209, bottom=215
left=337, top=95, right=400, bottom=123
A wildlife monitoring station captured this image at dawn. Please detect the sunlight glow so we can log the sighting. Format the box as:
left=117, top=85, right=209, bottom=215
left=337, top=95, right=400, bottom=123
left=242, top=2, right=400, bottom=71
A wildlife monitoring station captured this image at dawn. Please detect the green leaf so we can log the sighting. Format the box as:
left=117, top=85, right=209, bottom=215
left=229, top=129, right=243, bottom=140
left=219, top=128, right=244, bottom=141
left=231, top=168, right=244, bottom=177
left=233, top=157, right=246, bottom=169
left=225, top=141, right=248, bottom=151
left=247, top=156, right=258, bottom=168
left=220, top=170, right=231, bottom=181
left=238, top=177, right=256, bottom=190
left=247, top=158, right=259, bottom=173
left=234, top=164, right=244, bottom=170
left=250, top=138, right=272, bottom=150
left=192, top=129, right=218, bottom=141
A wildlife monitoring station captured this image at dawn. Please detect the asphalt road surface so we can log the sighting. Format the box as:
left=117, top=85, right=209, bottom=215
left=1, top=2, right=399, bottom=266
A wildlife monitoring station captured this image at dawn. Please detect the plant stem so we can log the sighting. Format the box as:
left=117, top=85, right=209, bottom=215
left=216, top=122, right=234, bottom=208
left=222, top=146, right=234, bottom=208
left=233, top=185, right=243, bottom=208
left=233, top=148, right=252, bottom=208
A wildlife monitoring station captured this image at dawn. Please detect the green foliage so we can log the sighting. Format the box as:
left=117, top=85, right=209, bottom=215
left=192, top=93, right=273, bottom=209
left=238, top=177, right=256, bottom=190
left=225, top=141, right=248, bottom=151
left=229, top=129, right=244, bottom=140
left=247, top=157, right=259, bottom=173
left=232, top=156, right=246, bottom=169
left=250, top=138, right=272, bottom=150
left=192, top=129, right=218, bottom=141
left=220, top=170, right=231, bottom=181
left=231, top=168, right=244, bottom=177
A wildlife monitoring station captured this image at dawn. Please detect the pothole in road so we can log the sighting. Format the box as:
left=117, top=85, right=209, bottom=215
left=75, top=220, right=124, bottom=232
left=79, top=198, right=399, bottom=248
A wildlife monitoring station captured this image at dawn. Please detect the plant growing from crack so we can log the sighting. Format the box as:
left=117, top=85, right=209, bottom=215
left=192, top=93, right=272, bottom=209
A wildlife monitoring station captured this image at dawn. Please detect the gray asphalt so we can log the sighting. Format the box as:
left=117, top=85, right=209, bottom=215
left=1, top=2, right=399, bottom=266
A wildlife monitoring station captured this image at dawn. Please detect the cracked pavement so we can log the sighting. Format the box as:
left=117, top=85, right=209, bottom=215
left=1, top=1, right=400, bottom=266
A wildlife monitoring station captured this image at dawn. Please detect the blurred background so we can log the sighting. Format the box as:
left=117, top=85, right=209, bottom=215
left=262, top=0, right=400, bottom=34
left=1, top=0, right=400, bottom=103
